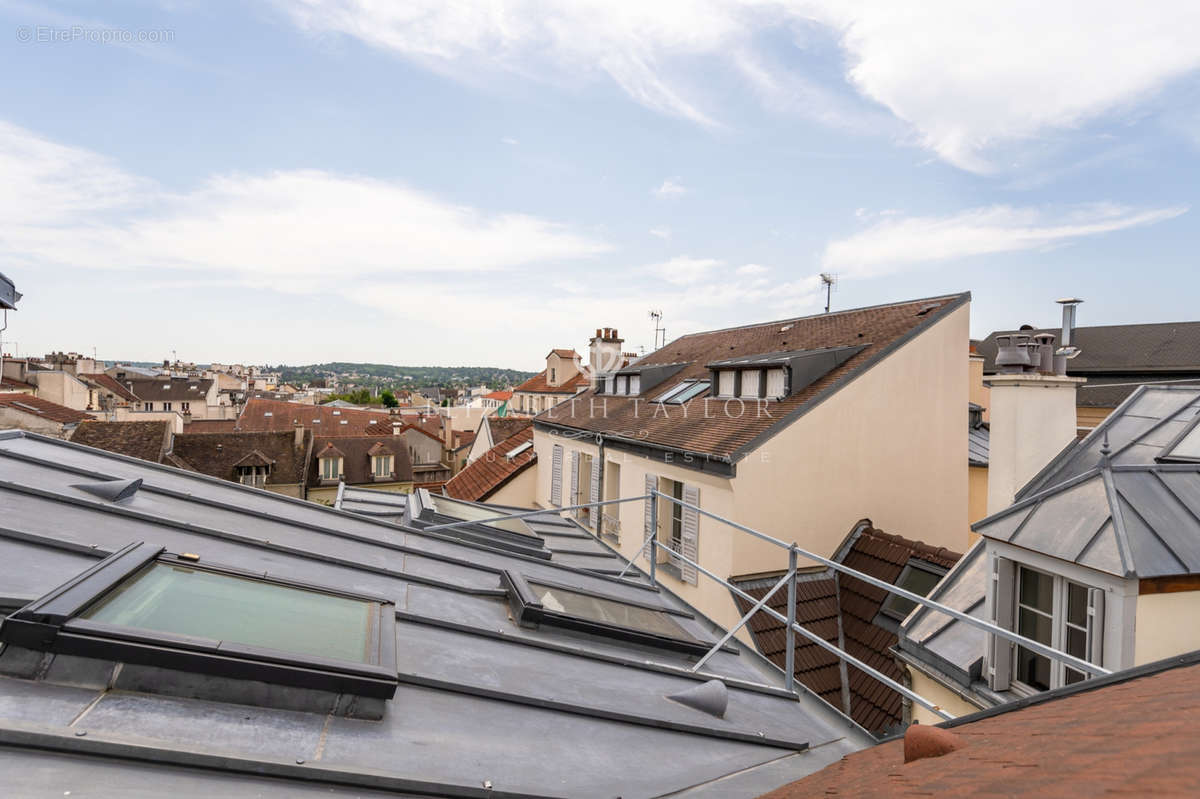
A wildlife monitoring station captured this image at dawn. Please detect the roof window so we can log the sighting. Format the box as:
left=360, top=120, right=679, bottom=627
left=1158, top=413, right=1200, bottom=462
left=652, top=380, right=711, bottom=404
left=879, top=560, right=947, bottom=621
left=0, top=543, right=397, bottom=716
left=503, top=571, right=718, bottom=655
left=506, top=441, right=533, bottom=458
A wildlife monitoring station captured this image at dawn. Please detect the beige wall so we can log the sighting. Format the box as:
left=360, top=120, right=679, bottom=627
left=486, top=467, right=537, bottom=507
left=403, top=429, right=444, bottom=465
left=266, top=483, right=306, bottom=500
left=545, top=352, right=579, bottom=387
left=1134, top=590, right=1200, bottom=665
left=1076, top=405, right=1112, bottom=432
left=111, top=408, right=186, bottom=433
left=909, top=669, right=982, bottom=725
left=535, top=301, right=972, bottom=631
left=0, top=409, right=72, bottom=438
left=968, top=464, right=989, bottom=539
left=985, top=374, right=1084, bottom=515
left=31, top=371, right=90, bottom=411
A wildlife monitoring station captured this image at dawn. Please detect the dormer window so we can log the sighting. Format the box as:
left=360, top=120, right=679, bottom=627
left=373, top=454, right=393, bottom=478
left=320, top=456, right=341, bottom=481
left=738, top=370, right=761, bottom=399
left=717, top=370, right=735, bottom=397
left=237, top=465, right=269, bottom=487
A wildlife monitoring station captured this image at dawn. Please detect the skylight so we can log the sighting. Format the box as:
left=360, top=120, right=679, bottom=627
left=879, top=561, right=946, bottom=621
left=503, top=572, right=713, bottom=654
left=1159, top=414, right=1200, bottom=462
left=0, top=543, right=397, bottom=708
left=506, top=441, right=533, bottom=458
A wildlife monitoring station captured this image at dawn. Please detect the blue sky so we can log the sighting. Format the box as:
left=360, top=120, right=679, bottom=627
left=2, top=1, right=1198, bottom=371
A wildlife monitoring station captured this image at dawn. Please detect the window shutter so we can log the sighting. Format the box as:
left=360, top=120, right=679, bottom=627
left=629, top=375, right=641, bottom=395
left=986, top=553, right=1015, bottom=691
left=739, top=370, right=761, bottom=399
left=589, top=457, right=601, bottom=530
left=681, top=485, right=700, bottom=585
left=569, top=450, right=580, bottom=518
left=717, top=371, right=735, bottom=397
left=550, top=444, right=563, bottom=506
left=643, top=474, right=657, bottom=542
left=1087, top=587, right=1105, bottom=667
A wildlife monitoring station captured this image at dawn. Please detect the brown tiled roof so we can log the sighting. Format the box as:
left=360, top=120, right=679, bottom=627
left=183, top=419, right=238, bottom=433
left=549, top=348, right=581, bottom=358
left=0, top=393, right=91, bottom=424
left=78, top=373, right=139, bottom=402
left=0, top=376, right=35, bottom=391
left=444, top=426, right=535, bottom=502
left=487, top=417, right=533, bottom=445
left=451, top=429, right=476, bottom=451
left=316, top=442, right=345, bottom=459
left=309, top=436, right=414, bottom=487
left=123, top=377, right=214, bottom=402
left=69, top=421, right=171, bottom=463
left=514, top=368, right=590, bottom=394
left=761, top=655, right=1200, bottom=798
left=537, top=294, right=969, bottom=461
left=236, top=398, right=403, bottom=436
left=734, top=524, right=960, bottom=735
left=483, top=390, right=513, bottom=401
left=170, top=430, right=312, bottom=487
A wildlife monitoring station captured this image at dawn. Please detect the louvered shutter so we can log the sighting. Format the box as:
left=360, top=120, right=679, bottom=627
left=569, top=450, right=580, bottom=518
left=1087, top=587, right=1105, bottom=667
left=986, top=554, right=1015, bottom=690
left=589, top=456, right=601, bottom=530
left=681, top=484, right=700, bottom=585
left=550, top=444, right=563, bottom=506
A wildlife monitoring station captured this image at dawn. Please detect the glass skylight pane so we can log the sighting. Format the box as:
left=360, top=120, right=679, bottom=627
left=427, top=495, right=529, bottom=533
left=880, top=563, right=944, bottom=619
left=81, top=563, right=374, bottom=663
left=530, top=582, right=690, bottom=639
left=1168, top=424, right=1200, bottom=460
left=671, top=381, right=710, bottom=403
left=653, top=382, right=690, bottom=403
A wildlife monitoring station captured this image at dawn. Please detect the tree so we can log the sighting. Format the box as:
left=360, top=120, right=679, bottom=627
left=380, top=390, right=398, bottom=408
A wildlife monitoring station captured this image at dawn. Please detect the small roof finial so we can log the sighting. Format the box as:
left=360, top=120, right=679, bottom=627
left=1100, top=430, right=1112, bottom=465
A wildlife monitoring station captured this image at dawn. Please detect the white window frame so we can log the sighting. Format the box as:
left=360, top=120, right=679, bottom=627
left=373, top=454, right=392, bottom=477
left=1012, top=564, right=1101, bottom=693
left=321, top=457, right=340, bottom=480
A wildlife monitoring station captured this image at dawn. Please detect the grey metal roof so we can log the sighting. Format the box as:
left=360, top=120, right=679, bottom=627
left=0, top=430, right=872, bottom=797
left=898, top=540, right=987, bottom=685
left=977, top=322, right=1200, bottom=374
left=968, top=420, right=989, bottom=467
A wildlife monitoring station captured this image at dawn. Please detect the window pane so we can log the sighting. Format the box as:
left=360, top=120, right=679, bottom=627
left=530, top=582, right=689, bottom=639
left=1066, top=625, right=1087, bottom=658
left=673, top=381, right=710, bottom=403
left=81, top=563, right=374, bottom=663
left=1064, top=666, right=1086, bottom=686
left=881, top=564, right=945, bottom=619
left=765, top=368, right=786, bottom=398
left=1017, top=607, right=1053, bottom=645
left=1016, top=647, right=1052, bottom=690
left=739, top=370, right=761, bottom=399
left=717, top=371, right=734, bottom=396
left=1067, top=582, right=1088, bottom=627
left=1018, top=567, right=1053, bottom=612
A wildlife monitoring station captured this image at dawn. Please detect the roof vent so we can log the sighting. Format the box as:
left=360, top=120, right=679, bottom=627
left=994, top=334, right=1032, bottom=373
left=666, top=678, right=728, bottom=718
left=903, top=723, right=964, bottom=763
left=72, top=478, right=142, bottom=503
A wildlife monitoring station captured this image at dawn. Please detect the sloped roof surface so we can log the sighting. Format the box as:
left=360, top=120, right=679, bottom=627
left=444, top=426, right=536, bottom=502
left=236, top=398, right=432, bottom=437
left=122, top=377, right=214, bottom=402
left=0, top=431, right=871, bottom=797
left=487, top=417, right=533, bottom=445
left=308, top=436, right=414, bottom=486
left=734, top=524, right=960, bottom=734
left=514, top=368, right=590, bottom=394
left=78, top=373, right=139, bottom=402
left=0, top=392, right=91, bottom=424
left=535, top=294, right=969, bottom=462
left=762, top=653, right=1200, bottom=799
left=171, top=430, right=312, bottom=487
left=977, top=321, right=1200, bottom=373
left=70, top=420, right=170, bottom=463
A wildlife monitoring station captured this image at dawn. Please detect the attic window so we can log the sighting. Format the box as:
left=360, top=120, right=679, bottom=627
left=506, top=441, right=533, bottom=458
left=0, top=543, right=397, bottom=705
left=879, top=560, right=947, bottom=621
left=1158, top=413, right=1200, bottom=462
left=502, top=572, right=715, bottom=655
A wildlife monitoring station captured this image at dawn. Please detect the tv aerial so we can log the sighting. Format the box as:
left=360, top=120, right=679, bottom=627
left=819, top=273, right=837, bottom=314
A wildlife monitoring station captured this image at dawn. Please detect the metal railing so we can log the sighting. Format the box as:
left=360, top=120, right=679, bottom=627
left=423, top=489, right=1112, bottom=724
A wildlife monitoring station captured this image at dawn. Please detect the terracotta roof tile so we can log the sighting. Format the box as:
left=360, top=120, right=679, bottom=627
left=0, top=393, right=91, bottom=424
left=762, top=657, right=1200, bottom=798
left=537, top=294, right=968, bottom=460
left=733, top=524, right=962, bottom=734
left=443, top=427, right=535, bottom=502
left=236, top=398, right=441, bottom=438
left=514, top=369, right=590, bottom=394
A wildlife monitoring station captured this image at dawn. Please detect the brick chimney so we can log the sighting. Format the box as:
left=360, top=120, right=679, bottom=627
left=589, top=327, right=624, bottom=383
left=986, top=300, right=1086, bottom=514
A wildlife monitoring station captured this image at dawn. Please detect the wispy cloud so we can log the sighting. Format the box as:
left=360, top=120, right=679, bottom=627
left=822, top=203, right=1188, bottom=276
left=501, top=136, right=519, bottom=145
left=649, top=226, right=671, bottom=239
left=653, top=178, right=686, bottom=199
left=646, top=255, right=720, bottom=285
left=0, top=121, right=610, bottom=282
left=273, top=0, right=1200, bottom=172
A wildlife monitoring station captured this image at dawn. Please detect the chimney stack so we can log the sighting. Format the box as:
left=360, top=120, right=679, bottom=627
left=986, top=299, right=1086, bottom=515
left=589, top=326, right=625, bottom=384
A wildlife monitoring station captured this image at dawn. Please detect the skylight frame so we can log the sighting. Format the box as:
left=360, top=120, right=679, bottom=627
left=878, top=559, right=948, bottom=622
left=1157, top=410, right=1200, bottom=463
left=0, top=542, right=398, bottom=700
left=501, top=571, right=727, bottom=656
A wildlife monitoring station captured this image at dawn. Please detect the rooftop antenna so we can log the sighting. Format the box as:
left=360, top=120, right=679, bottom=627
left=819, top=273, right=837, bottom=314
left=649, top=309, right=665, bottom=350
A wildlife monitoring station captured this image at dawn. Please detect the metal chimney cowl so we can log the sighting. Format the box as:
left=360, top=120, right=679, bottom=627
left=994, top=334, right=1032, bottom=373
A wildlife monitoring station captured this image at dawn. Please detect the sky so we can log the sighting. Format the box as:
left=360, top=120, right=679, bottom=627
left=1, top=1, right=1198, bottom=372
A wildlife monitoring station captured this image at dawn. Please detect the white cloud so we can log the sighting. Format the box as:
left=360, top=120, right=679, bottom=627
left=646, top=255, right=721, bottom=285
left=649, top=226, right=672, bottom=239
left=501, top=136, right=519, bottom=145
left=274, top=0, right=1200, bottom=171
left=736, top=263, right=767, bottom=276
left=0, top=122, right=609, bottom=281
left=822, top=203, right=1188, bottom=276
left=653, top=178, right=687, bottom=199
